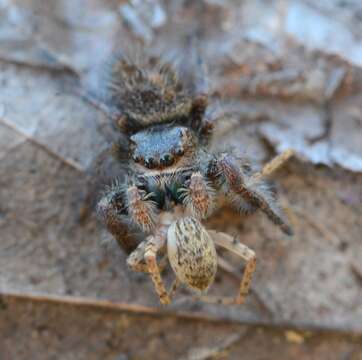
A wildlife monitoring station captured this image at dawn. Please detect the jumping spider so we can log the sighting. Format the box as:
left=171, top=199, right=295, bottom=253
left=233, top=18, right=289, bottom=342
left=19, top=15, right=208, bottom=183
left=95, top=51, right=293, bottom=305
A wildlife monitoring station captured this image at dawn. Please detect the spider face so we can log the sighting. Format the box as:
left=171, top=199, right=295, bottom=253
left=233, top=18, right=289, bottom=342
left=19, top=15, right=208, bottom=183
left=130, top=125, right=197, bottom=171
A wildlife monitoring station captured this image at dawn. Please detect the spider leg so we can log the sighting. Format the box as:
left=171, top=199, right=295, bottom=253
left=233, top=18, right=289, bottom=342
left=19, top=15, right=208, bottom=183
left=130, top=248, right=179, bottom=304
left=144, top=231, right=171, bottom=305
left=143, top=213, right=180, bottom=305
left=97, top=186, right=140, bottom=254
left=97, top=180, right=159, bottom=253
left=196, top=230, right=257, bottom=305
left=126, top=185, right=157, bottom=232
left=209, top=151, right=293, bottom=235
left=126, top=216, right=178, bottom=304
left=127, top=240, right=168, bottom=273
left=127, top=241, right=150, bottom=273
left=168, top=277, right=181, bottom=299
left=180, top=172, right=215, bottom=219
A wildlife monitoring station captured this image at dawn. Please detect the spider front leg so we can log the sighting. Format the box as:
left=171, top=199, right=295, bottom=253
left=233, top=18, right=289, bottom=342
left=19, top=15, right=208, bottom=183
left=180, top=172, right=215, bottom=219
left=97, top=185, right=139, bottom=254
left=97, top=180, right=158, bottom=252
left=126, top=184, right=157, bottom=232
left=209, top=151, right=293, bottom=235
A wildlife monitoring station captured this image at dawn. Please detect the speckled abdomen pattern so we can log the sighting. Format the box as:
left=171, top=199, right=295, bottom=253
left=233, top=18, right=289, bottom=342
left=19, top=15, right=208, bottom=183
left=167, top=217, right=217, bottom=292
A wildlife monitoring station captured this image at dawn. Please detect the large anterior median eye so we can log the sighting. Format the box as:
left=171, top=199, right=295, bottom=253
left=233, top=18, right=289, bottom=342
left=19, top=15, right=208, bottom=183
left=160, top=153, right=174, bottom=166
left=145, top=157, right=157, bottom=168
left=175, top=147, right=184, bottom=157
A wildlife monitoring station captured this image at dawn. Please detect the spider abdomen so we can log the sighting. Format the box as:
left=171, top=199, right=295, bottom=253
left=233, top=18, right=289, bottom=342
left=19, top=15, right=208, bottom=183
left=167, top=217, right=217, bottom=292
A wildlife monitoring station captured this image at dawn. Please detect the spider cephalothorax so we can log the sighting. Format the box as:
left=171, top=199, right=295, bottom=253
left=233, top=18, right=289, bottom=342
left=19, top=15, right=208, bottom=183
left=129, top=125, right=198, bottom=171
left=96, top=51, right=293, bottom=304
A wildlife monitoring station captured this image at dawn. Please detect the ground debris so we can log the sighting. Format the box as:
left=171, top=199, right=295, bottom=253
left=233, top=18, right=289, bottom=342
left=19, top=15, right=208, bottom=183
left=178, top=333, right=244, bottom=360
left=285, top=330, right=306, bottom=344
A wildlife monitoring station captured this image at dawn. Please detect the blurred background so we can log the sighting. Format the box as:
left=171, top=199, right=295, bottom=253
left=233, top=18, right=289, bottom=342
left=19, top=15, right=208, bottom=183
left=0, top=0, right=362, bottom=359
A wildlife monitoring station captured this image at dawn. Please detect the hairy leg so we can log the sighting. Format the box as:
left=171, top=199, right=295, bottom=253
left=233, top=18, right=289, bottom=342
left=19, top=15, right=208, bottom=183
left=127, top=241, right=150, bottom=273
left=208, top=151, right=293, bottom=235
left=126, top=185, right=157, bottom=232
left=127, top=240, right=168, bottom=273
left=127, top=210, right=186, bottom=304
left=144, top=232, right=170, bottom=304
left=97, top=188, right=139, bottom=254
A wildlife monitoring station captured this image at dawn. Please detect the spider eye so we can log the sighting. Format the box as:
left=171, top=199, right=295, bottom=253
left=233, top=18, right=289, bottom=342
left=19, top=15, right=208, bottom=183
left=145, top=157, right=157, bottom=169
left=133, top=155, right=141, bottom=163
left=160, top=153, right=174, bottom=167
left=175, top=148, right=184, bottom=156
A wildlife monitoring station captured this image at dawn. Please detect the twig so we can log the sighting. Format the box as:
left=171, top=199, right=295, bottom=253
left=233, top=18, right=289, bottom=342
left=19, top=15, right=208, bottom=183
left=252, top=149, right=295, bottom=182
left=0, top=54, right=79, bottom=77
left=0, top=116, right=84, bottom=173
left=75, top=88, right=120, bottom=122
left=1, top=290, right=361, bottom=335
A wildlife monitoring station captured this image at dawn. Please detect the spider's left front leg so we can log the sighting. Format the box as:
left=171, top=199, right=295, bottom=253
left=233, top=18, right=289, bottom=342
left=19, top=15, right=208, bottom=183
left=126, top=184, right=157, bottom=232
left=208, top=152, right=293, bottom=235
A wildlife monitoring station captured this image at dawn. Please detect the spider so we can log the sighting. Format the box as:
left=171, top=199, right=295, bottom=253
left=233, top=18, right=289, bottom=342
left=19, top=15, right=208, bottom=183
left=93, top=50, right=294, bottom=305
